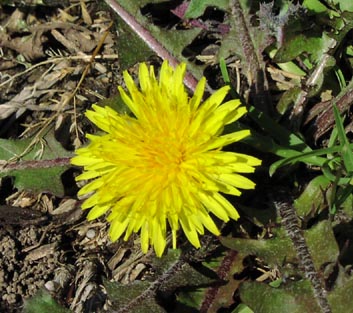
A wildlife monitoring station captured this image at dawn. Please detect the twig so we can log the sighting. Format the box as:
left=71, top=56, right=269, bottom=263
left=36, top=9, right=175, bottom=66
left=104, top=0, right=198, bottom=92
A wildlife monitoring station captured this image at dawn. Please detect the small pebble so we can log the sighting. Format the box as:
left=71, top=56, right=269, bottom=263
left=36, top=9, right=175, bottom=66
left=86, top=229, right=96, bottom=239
left=44, top=280, right=58, bottom=292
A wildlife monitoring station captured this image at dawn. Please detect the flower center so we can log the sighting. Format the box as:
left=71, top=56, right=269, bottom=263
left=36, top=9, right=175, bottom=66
left=146, top=135, right=186, bottom=170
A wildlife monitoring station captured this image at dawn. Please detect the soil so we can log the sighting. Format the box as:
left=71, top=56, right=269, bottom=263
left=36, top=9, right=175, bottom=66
left=0, top=2, right=150, bottom=312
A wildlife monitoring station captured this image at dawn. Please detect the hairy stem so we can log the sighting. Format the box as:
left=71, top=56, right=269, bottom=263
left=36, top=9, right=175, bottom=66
left=274, top=199, right=332, bottom=313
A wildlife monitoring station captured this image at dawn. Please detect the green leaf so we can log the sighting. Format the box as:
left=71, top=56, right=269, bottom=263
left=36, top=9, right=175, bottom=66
left=333, top=104, right=353, bottom=172
left=114, top=0, right=204, bottom=80
left=184, top=0, right=229, bottom=19
left=220, top=229, right=295, bottom=267
left=277, top=87, right=302, bottom=115
left=240, top=280, right=322, bottom=313
left=305, top=220, right=339, bottom=267
left=328, top=277, right=353, bottom=311
left=303, top=0, right=327, bottom=13
left=97, top=94, right=131, bottom=115
left=104, top=279, right=166, bottom=313
left=269, top=145, right=343, bottom=176
left=115, top=15, right=154, bottom=70
left=0, top=129, right=72, bottom=196
left=274, top=34, right=323, bottom=63
left=220, top=221, right=339, bottom=269
left=178, top=251, right=245, bottom=311
left=232, top=303, right=254, bottom=313
left=23, top=289, right=70, bottom=313
left=330, top=0, right=353, bottom=12
left=104, top=249, right=220, bottom=312
left=294, top=175, right=331, bottom=218
left=248, top=106, right=312, bottom=152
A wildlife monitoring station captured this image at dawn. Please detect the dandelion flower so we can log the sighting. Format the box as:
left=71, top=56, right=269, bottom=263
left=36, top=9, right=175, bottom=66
left=71, top=61, right=261, bottom=257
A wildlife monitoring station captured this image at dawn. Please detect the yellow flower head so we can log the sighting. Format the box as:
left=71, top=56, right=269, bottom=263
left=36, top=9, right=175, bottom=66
left=71, top=61, right=261, bottom=257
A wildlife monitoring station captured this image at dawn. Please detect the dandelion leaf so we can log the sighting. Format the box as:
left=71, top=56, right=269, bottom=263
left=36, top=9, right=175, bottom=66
left=240, top=280, right=322, bottom=313
left=328, top=276, right=353, bottom=311
left=294, top=175, right=331, bottom=219
left=220, top=220, right=339, bottom=269
left=104, top=249, right=222, bottom=312
left=152, top=249, right=219, bottom=293
left=305, top=220, right=339, bottom=267
left=115, top=15, right=154, bottom=70
left=184, top=0, right=229, bottom=19
left=241, top=274, right=353, bottom=313
left=220, top=229, right=295, bottom=267
left=330, top=0, right=353, bottom=12
left=0, top=129, right=72, bottom=196
left=112, top=0, right=203, bottom=79
left=104, top=279, right=166, bottom=313
left=171, top=251, right=246, bottom=311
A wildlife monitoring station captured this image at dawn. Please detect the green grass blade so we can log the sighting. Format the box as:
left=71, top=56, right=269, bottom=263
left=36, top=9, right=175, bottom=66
left=333, top=104, right=353, bottom=172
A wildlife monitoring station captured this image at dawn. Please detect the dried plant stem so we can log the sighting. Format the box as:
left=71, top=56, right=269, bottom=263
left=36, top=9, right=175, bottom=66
left=0, top=55, right=119, bottom=89
left=274, top=200, right=332, bottom=313
left=104, top=0, right=198, bottom=92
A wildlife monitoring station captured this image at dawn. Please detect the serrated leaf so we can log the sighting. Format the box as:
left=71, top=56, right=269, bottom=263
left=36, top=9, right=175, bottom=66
left=305, top=220, right=339, bottom=267
left=23, top=289, right=70, bottom=313
left=0, top=129, right=72, bottom=196
left=104, top=249, right=220, bottom=312
left=152, top=248, right=181, bottom=275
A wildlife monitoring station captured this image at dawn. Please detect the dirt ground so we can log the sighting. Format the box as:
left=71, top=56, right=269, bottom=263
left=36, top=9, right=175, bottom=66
left=0, top=2, right=152, bottom=312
